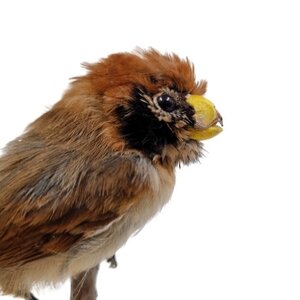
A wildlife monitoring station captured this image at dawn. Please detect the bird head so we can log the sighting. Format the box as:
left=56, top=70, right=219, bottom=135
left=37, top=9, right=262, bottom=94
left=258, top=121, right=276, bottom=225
left=63, top=49, right=223, bottom=166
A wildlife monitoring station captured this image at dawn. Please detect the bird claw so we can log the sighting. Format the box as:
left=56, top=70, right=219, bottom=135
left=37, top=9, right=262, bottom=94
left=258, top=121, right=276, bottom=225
left=107, top=255, right=118, bottom=268
left=28, top=293, right=39, bottom=300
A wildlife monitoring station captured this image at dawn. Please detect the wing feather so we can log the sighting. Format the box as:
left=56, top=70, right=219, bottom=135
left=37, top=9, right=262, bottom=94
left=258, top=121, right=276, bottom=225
left=0, top=137, right=151, bottom=268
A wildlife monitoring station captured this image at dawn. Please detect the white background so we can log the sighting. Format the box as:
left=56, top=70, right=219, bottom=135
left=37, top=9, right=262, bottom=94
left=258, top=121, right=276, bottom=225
left=0, top=1, right=299, bottom=299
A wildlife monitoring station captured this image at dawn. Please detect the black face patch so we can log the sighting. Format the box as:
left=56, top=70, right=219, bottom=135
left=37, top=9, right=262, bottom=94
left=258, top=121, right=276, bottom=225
left=115, top=89, right=178, bottom=156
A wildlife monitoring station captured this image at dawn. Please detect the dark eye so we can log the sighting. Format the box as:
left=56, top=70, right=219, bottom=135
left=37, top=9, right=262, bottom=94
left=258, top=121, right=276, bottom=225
left=157, top=94, right=176, bottom=112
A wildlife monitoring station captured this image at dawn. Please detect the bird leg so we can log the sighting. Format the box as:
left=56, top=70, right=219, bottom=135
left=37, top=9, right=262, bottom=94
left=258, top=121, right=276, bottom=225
left=70, top=264, right=99, bottom=300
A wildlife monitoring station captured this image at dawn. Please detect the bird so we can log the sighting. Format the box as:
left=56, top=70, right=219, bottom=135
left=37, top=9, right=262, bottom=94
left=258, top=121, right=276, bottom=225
left=0, top=49, right=223, bottom=300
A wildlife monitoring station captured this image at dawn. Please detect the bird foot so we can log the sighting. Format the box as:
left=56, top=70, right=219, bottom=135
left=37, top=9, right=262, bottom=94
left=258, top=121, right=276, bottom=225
left=107, top=255, right=118, bottom=268
left=27, top=293, right=39, bottom=300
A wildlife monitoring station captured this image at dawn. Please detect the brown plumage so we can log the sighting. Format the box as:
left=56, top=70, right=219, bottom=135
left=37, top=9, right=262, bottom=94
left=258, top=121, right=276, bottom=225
left=0, top=49, right=222, bottom=300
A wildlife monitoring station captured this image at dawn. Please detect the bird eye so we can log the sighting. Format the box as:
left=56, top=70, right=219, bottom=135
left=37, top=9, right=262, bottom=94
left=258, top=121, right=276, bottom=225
left=157, top=94, right=176, bottom=112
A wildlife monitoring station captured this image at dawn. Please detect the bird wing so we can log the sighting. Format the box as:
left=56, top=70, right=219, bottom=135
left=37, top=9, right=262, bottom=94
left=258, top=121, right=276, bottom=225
left=0, top=146, right=152, bottom=268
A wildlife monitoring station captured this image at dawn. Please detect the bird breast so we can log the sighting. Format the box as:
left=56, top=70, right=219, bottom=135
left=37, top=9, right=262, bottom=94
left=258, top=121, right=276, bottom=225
left=0, top=161, right=176, bottom=292
left=66, top=164, right=175, bottom=276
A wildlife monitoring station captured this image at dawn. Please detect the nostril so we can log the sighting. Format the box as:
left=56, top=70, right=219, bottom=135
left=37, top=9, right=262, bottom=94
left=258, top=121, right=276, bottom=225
left=217, top=111, right=223, bottom=127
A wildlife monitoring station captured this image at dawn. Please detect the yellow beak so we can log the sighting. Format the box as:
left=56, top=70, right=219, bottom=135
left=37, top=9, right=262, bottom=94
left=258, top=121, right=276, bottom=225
left=186, top=95, right=223, bottom=141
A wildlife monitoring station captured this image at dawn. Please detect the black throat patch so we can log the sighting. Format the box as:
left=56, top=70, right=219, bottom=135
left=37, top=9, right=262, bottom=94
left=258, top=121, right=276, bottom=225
left=115, top=92, right=178, bottom=157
